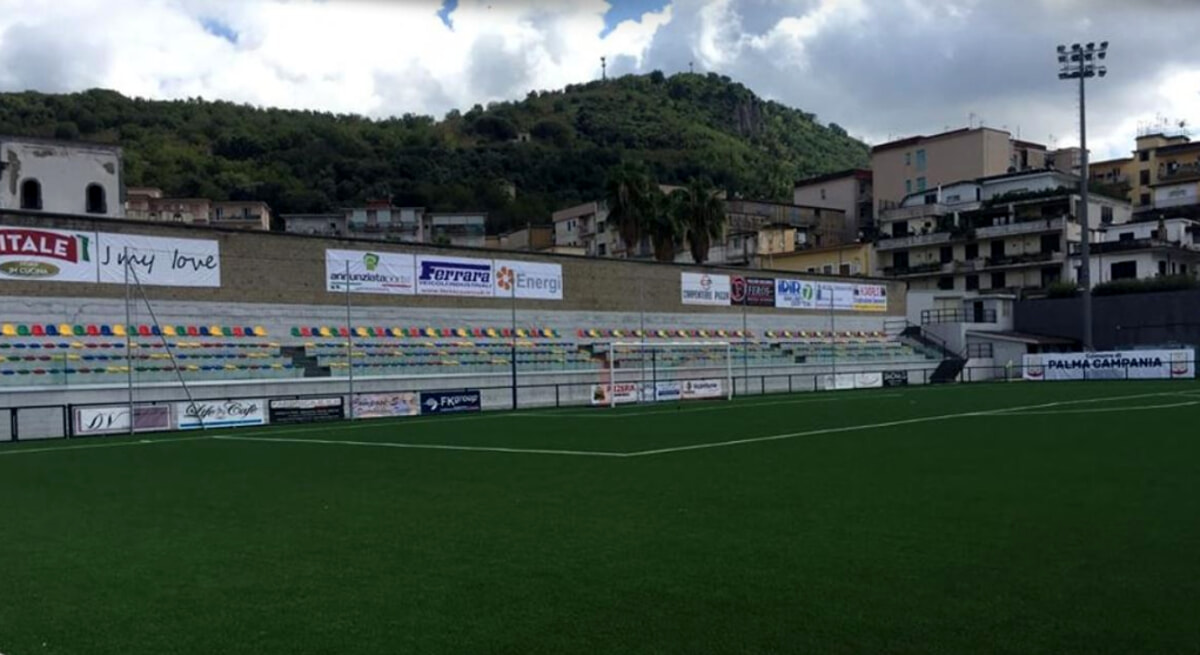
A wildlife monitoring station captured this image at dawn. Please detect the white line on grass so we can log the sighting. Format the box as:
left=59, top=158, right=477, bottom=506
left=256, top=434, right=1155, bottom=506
left=526, top=393, right=908, bottom=419
left=990, top=400, right=1199, bottom=416
left=211, top=435, right=626, bottom=458
left=623, top=391, right=1193, bottom=457
left=0, top=435, right=210, bottom=458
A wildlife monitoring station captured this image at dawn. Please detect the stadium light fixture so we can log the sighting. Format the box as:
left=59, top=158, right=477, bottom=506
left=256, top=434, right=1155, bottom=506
left=1056, top=40, right=1109, bottom=352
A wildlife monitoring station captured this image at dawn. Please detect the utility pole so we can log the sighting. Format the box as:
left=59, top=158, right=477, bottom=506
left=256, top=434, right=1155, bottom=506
left=1057, top=41, right=1108, bottom=351
left=601, top=56, right=607, bottom=81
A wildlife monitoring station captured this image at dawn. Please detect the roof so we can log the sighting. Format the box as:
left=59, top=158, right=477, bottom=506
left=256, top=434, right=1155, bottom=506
left=793, top=168, right=871, bottom=187
left=1155, top=141, right=1200, bottom=155
left=1090, top=157, right=1133, bottom=167
left=966, top=330, right=1076, bottom=346
left=871, top=127, right=1008, bottom=154
left=0, top=134, right=123, bottom=152
left=1012, top=139, right=1047, bottom=150
left=726, top=197, right=843, bottom=213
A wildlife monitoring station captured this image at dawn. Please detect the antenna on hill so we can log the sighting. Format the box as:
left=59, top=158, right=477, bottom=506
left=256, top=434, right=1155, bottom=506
left=689, top=61, right=694, bottom=74
left=601, top=56, right=607, bottom=81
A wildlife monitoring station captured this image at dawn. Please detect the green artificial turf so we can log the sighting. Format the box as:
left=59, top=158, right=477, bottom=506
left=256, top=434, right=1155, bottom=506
left=2, top=381, right=1200, bottom=654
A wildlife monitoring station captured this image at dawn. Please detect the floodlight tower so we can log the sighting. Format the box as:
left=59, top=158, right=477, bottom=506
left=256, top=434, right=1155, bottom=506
left=1057, top=41, right=1108, bottom=351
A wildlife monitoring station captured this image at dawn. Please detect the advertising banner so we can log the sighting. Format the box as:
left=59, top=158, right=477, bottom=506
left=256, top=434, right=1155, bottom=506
left=1023, top=350, right=1195, bottom=381
left=775, top=278, right=817, bottom=310
left=854, top=372, right=883, bottom=389
left=882, top=370, right=909, bottom=387
left=653, top=381, right=682, bottom=402
left=493, top=260, right=563, bottom=300
left=415, top=255, right=494, bottom=297
left=681, top=378, right=724, bottom=400
left=590, top=383, right=641, bottom=405
left=97, top=233, right=220, bottom=287
left=352, top=392, right=420, bottom=418
left=731, top=276, right=775, bottom=307
left=852, top=284, right=888, bottom=312
left=681, top=273, right=731, bottom=306
left=73, top=405, right=171, bottom=436
left=326, top=249, right=415, bottom=295
left=420, top=390, right=483, bottom=415
left=177, top=399, right=266, bottom=430
left=0, top=226, right=98, bottom=282
left=268, top=397, right=345, bottom=425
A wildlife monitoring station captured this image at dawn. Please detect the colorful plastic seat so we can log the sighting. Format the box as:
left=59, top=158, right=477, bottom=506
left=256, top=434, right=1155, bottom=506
left=355, top=327, right=369, bottom=338
left=0, top=324, right=14, bottom=337
left=16, top=325, right=30, bottom=336
left=290, top=327, right=302, bottom=337
left=253, top=326, right=267, bottom=337
left=31, top=324, right=45, bottom=336
left=100, top=325, right=113, bottom=336
left=151, top=326, right=162, bottom=336
left=84, top=324, right=98, bottom=336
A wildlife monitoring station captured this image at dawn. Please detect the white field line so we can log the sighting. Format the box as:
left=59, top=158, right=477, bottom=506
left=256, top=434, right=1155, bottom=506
left=527, top=393, right=907, bottom=419
left=996, top=400, right=1200, bottom=416
left=623, top=391, right=1190, bottom=457
left=211, top=435, right=626, bottom=458
left=0, top=435, right=210, bottom=458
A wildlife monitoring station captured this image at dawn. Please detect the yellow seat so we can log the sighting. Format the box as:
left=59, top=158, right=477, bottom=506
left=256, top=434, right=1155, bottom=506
left=390, top=327, right=404, bottom=338
left=355, top=327, right=369, bottom=338
left=59, top=323, right=73, bottom=337
left=1, top=324, right=15, bottom=337
left=253, top=326, right=267, bottom=337
left=112, top=324, right=127, bottom=337
left=163, top=325, right=177, bottom=337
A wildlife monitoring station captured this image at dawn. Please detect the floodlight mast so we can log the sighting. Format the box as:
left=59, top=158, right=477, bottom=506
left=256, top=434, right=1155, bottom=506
left=1056, top=41, right=1108, bottom=352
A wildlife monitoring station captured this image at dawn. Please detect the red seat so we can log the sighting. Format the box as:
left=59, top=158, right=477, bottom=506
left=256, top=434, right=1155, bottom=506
left=300, top=327, right=312, bottom=337
left=86, top=325, right=99, bottom=336
left=338, top=327, right=349, bottom=337
left=186, top=326, right=199, bottom=336
left=139, top=325, right=152, bottom=336
left=31, top=324, right=45, bottom=336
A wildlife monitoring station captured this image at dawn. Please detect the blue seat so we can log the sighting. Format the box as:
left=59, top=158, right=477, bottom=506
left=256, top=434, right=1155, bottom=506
left=151, top=325, right=162, bottom=336
left=46, top=325, right=60, bottom=336
left=100, top=325, right=113, bottom=336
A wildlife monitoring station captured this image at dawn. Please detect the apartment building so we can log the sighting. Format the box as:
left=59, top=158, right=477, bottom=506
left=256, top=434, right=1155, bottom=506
left=875, top=169, right=1131, bottom=293
left=0, top=136, right=123, bottom=217
left=760, top=242, right=875, bottom=277
left=1071, top=217, right=1200, bottom=285
left=793, top=169, right=873, bottom=237
left=125, top=188, right=271, bottom=230
left=283, top=203, right=486, bottom=248
left=498, top=225, right=554, bottom=251
left=1091, top=131, right=1200, bottom=216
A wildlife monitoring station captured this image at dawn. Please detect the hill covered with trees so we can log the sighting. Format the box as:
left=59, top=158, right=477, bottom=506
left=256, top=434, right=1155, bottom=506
left=0, top=72, right=868, bottom=233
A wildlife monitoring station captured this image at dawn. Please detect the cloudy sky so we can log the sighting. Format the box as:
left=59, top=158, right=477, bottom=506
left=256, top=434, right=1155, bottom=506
left=0, top=0, right=1197, bottom=159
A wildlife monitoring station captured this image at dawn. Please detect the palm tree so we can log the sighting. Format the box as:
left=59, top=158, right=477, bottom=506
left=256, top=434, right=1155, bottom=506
left=644, top=187, right=683, bottom=262
left=603, top=162, right=651, bottom=256
left=674, top=178, right=726, bottom=264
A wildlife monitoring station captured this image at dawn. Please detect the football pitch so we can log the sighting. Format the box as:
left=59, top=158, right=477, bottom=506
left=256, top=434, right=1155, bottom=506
left=3, top=380, right=1200, bottom=654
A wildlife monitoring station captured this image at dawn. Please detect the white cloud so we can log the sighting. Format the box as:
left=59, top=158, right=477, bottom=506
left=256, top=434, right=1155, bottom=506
left=0, top=0, right=1196, bottom=161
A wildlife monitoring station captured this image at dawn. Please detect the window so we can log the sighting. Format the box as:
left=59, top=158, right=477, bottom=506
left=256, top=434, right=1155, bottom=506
left=916, top=177, right=927, bottom=192
left=937, top=276, right=954, bottom=290
left=990, top=272, right=1006, bottom=289
left=84, top=184, right=107, bottom=214
left=1041, top=267, right=1061, bottom=287
left=822, top=264, right=833, bottom=274
left=1158, top=261, right=1168, bottom=277
left=940, top=246, right=953, bottom=264
left=1140, top=193, right=1151, bottom=207
left=1101, top=206, right=1113, bottom=224
left=597, top=243, right=606, bottom=256
left=1139, top=170, right=1151, bottom=185
left=905, top=152, right=912, bottom=166
left=1118, top=232, right=1134, bottom=242
left=806, top=267, right=817, bottom=273
left=1110, top=261, right=1137, bottom=280
left=990, top=240, right=1005, bottom=259
left=966, top=275, right=980, bottom=290
left=839, top=263, right=851, bottom=275
left=19, top=179, right=42, bottom=210
left=1139, top=150, right=1150, bottom=162
left=905, top=180, right=912, bottom=194
left=915, top=149, right=926, bottom=172
left=965, top=243, right=979, bottom=260
left=820, top=188, right=826, bottom=200
left=1040, top=234, right=1060, bottom=253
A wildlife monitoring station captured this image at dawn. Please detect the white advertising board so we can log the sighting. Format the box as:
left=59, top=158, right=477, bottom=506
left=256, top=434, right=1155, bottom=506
left=177, top=399, right=266, bottom=430
left=776, top=278, right=888, bottom=313
left=1023, top=350, right=1194, bottom=381
left=352, top=392, right=420, bottom=418
left=0, top=226, right=98, bottom=282
left=326, top=249, right=415, bottom=295
left=590, top=383, right=641, bottom=405
left=681, top=273, right=731, bottom=306
left=415, top=255, right=494, bottom=297
left=493, top=260, right=563, bottom=300
left=681, top=378, right=724, bottom=400
left=97, top=233, right=221, bottom=287
left=73, top=405, right=172, bottom=436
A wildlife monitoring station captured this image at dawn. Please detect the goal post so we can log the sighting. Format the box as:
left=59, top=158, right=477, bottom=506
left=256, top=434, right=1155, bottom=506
left=603, top=341, right=734, bottom=407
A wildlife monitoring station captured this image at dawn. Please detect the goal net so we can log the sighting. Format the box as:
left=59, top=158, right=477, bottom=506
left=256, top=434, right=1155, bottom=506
left=595, top=341, right=733, bottom=407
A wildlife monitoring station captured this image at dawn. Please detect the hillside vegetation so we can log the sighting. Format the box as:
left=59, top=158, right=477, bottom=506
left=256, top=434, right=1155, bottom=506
left=0, top=72, right=868, bottom=233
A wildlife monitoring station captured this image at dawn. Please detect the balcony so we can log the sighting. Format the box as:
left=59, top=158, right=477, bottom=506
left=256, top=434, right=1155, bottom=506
left=984, top=251, right=1061, bottom=268
left=876, top=231, right=952, bottom=251
left=1070, top=238, right=1195, bottom=255
left=1159, top=163, right=1200, bottom=184
left=882, top=262, right=944, bottom=277
left=975, top=217, right=1065, bottom=239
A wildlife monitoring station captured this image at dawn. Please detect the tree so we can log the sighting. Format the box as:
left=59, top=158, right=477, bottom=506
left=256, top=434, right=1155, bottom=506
left=645, top=187, right=683, bottom=262
left=673, top=178, right=726, bottom=264
left=604, top=162, right=651, bottom=255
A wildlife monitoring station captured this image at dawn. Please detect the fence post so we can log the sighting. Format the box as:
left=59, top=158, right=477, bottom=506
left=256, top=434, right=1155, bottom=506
left=555, top=384, right=560, bottom=408
left=10, top=408, right=18, bottom=443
